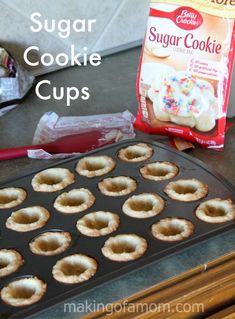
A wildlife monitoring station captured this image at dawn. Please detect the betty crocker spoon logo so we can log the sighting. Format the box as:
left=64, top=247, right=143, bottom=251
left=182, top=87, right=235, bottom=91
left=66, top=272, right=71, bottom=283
left=150, top=6, right=203, bottom=30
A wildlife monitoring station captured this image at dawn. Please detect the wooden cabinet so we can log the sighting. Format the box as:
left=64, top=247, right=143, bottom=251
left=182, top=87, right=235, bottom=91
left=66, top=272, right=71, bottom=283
left=84, top=253, right=235, bottom=319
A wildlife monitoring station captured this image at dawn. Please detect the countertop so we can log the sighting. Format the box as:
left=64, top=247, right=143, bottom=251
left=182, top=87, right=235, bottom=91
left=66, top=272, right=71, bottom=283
left=0, top=47, right=235, bottom=319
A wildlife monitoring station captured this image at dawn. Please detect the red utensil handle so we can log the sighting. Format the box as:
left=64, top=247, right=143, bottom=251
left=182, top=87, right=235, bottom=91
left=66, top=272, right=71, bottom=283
left=0, top=145, right=41, bottom=161
left=0, top=130, right=114, bottom=161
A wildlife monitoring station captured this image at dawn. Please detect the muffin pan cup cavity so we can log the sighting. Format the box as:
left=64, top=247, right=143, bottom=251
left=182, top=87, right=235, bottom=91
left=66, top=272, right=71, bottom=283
left=0, top=139, right=234, bottom=319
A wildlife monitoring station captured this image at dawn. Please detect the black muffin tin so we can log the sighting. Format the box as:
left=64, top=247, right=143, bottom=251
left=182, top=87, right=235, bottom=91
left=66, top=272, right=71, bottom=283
left=0, top=139, right=234, bottom=319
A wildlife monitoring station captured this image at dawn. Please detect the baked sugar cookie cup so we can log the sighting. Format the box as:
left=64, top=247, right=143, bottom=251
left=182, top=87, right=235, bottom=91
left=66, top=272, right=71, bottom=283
left=54, top=188, right=95, bottom=214
left=0, top=188, right=27, bottom=209
left=52, top=254, right=98, bottom=284
left=32, top=168, right=75, bottom=192
left=29, top=231, right=72, bottom=256
left=1, top=277, right=46, bottom=307
left=151, top=218, right=194, bottom=242
left=6, top=206, right=50, bottom=232
left=76, top=155, right=116, bottom=178
left=76, top=211, right=120, bottom=237
left=0, top=249, right=24, bottom=278
left=140, top=162, right=179, bottom=181
left=118, top=143, right=153, bottom=163
left=101, top=234, right=147, bottom=262
left=164, top=179, right=208, bottom=202
left=98, top=176, right=137, bottom=197
left=122, top=193, right=165, bottom=219
left=195, top=198, right=235, bottom=224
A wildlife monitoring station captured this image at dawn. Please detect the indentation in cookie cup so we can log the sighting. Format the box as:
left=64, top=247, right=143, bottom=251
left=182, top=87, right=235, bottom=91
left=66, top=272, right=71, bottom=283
left=150, top=218, right=195, bottom=243
left=0, top=249, right=24, bottom=278
left=194, top=198, right=235, bottom=224
left=29, top=230, right=72, bottom=256
left=164, top=179, right=208, bottom=202
left=0, top=276, right=47, bottom=307
left=101, top=234, right=148, bottom=262
left=53, top=189, right=96, bottom=214
left=117, top=143, right=154, bottom=163
left=76, top=212, right=120, bottom=237
left=5, top=206, right=50, bottom=232
left=140, top=162, right=179, bottom=181
left=75, top=156, right=116, bottom=178
left=52, top=254, right=98, bottom=284
left=0, top=188, right=27, bottom=210
left=98, top=176, right=137, bottom=197
left=122, top=193, right=165, bottom=219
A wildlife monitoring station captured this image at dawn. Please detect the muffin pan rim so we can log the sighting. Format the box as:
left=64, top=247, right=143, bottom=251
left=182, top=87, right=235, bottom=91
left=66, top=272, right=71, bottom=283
left=0, top=139, right=234, bottom=192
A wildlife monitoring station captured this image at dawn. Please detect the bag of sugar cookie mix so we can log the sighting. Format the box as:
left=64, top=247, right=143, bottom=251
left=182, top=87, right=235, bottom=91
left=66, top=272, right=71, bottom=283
left=0, top=47, right=35, bottom=116
left=135, top=0, right=235, bottom=150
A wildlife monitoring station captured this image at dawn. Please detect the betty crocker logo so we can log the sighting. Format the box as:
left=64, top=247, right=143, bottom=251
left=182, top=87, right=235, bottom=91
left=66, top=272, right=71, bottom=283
left=174, top=7, right=203, bottom=30
left=150, top=7, right=203, bottom=30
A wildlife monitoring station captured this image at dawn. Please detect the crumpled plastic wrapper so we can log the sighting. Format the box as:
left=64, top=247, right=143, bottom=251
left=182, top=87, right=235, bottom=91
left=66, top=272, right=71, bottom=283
left=28, top=110, right=136, bottom=159
left=27, top=149, right=81, bottom=160
left=0, top=47, right=35, bottom=116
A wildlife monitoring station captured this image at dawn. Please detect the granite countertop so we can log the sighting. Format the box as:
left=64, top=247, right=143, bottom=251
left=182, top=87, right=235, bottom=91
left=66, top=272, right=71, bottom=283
left=0, top=47, right=234, bottom=319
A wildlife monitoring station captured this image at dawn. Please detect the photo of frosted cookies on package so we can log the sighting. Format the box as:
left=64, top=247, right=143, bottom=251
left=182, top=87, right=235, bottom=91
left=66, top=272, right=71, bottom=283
left=145, top=37, right=172, bottom=58
left=149, top=71, right=219, bottom=132
left=140, top=63, right=175, bottom=97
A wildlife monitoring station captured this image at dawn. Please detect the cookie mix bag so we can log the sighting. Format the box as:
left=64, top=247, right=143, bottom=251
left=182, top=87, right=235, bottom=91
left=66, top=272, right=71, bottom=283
left=0, top=47, right=35, bottom=116
left=135, top=0, right=235, bottom=150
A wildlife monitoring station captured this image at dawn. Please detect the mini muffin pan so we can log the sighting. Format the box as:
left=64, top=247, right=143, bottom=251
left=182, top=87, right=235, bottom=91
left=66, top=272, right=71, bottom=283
left=0, top=139, right=235, bottom=319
